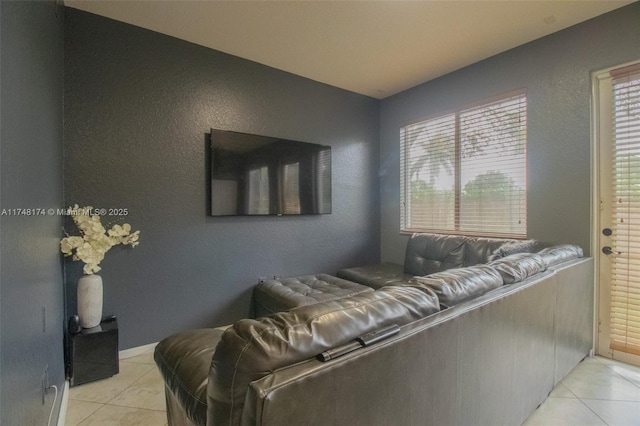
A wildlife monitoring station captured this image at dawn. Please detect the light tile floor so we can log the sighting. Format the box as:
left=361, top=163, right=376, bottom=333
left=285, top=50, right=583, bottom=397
left=66, top=350, right=640, bottom=425
left=66, top=348, right=167, bottom=426
left=523, top=356, right=640, bottom=426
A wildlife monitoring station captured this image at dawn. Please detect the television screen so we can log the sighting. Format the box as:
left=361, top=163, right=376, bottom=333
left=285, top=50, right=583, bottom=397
left=210, top=129, right=331, bottom=216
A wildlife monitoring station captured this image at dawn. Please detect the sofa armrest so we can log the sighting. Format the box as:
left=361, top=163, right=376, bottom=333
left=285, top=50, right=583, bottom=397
left=154, top=328, right=225, bottom=426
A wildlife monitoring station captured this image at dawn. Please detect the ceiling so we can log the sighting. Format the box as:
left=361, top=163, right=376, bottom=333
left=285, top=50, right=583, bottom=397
left=65, top=0, right=634, bottom=99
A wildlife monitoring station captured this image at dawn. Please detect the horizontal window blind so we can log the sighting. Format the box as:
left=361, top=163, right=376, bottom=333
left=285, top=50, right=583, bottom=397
left=459, top=95, right=527, bottom=235
left=400, top=91, right=527, bottom=237
left=401, top=114, right=456, bottom=231
left=610, top=64, right=640, bottom=356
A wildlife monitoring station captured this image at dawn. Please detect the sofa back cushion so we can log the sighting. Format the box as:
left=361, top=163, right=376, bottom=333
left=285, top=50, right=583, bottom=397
left=409, top=264, right=503, bottom=308
left=488, top=253, right=547, bottom=284
left=486, top=240, right=538, bottom=262
left=463, top=237, right=517, bottom=266
left=404, top=233, right=467, bottom=276
left=537, top=245, right=583, bottom=267
left=208, top=286, right=440, bottom=426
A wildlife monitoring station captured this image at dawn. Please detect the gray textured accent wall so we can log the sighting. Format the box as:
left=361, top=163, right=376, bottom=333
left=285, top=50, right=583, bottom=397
left=64, top=9, right=380, bottom=349
left=380, top=3, right=640, bottom=264
left=1, top=1, right=65, bottom=424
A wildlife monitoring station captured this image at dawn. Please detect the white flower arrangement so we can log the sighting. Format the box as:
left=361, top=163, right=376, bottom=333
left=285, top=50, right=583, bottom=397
left=60, top=205, right=140, bottom=274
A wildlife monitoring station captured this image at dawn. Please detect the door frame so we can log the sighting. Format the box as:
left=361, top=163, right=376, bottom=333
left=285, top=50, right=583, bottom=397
left=591, top=60, right=640, bottom=366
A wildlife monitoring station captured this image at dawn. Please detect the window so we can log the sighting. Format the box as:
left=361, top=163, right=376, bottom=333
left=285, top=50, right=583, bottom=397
left=400, top=91, right=527, bottom=238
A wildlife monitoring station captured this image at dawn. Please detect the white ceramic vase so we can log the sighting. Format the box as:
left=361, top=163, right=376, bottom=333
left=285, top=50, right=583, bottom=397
left=77, top=274, right=103, bottom=328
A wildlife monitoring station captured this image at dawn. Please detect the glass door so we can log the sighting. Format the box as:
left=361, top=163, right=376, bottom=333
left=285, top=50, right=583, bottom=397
left=595, top=61, right=640, bottom=366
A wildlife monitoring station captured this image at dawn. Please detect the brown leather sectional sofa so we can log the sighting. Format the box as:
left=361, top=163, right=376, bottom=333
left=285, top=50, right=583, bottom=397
left=154, top=233, right=593, bottom=426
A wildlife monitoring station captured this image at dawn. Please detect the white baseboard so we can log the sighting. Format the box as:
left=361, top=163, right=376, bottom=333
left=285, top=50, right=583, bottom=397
left=119, top=342, right=158, bottom=360
left=56, top=381, right=69, bottom=426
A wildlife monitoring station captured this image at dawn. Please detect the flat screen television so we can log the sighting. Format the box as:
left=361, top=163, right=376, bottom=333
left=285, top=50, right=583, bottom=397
left=210, top=129, right=331, bottom=216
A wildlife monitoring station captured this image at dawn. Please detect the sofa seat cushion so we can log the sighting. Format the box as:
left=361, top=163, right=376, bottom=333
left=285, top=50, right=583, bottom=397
left=489, top=252, right=547, bottom=284
left=254, top=274, right=373, bottom=317
left=404, top=233, right=468, bottom=276
left=409, top=264, right=503, bottom=308
left=538, top=244, right=583, bottom=267
left=336, top=263, right=412, bottom=289
left=154, top=328, right=224, bottom=426
left=208, top=286, right=440, bottom=426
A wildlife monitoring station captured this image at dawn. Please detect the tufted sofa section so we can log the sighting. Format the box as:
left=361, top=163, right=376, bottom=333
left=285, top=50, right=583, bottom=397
left=154, top=234, right=590, bottom=426
left=253, top=274, right=372, bottom=317
left=239, top=257, right=592, bottom=426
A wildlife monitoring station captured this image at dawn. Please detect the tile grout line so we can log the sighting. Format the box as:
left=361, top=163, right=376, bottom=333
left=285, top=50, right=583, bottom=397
left=70, top=401, right=105, bottom=426
left=560, top=381, right=580, bottom=399
left=579, top=357, right=640, bottom=426
left=557, top=369, right=611, bottom=425
left=70, top=354, right=162, bottom=424
left=596, top=358, right=640, bottom=391
left=551, top=358, right=639, bottom=426
left=102, top=358, right=158, bottom=409
left=577, top=398, right=610, bottom=426
left=79, top=404, right=168, bottom=426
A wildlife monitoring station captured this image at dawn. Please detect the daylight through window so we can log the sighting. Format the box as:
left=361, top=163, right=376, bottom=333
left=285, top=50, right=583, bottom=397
left=400, top=91, right=527, bottom=238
